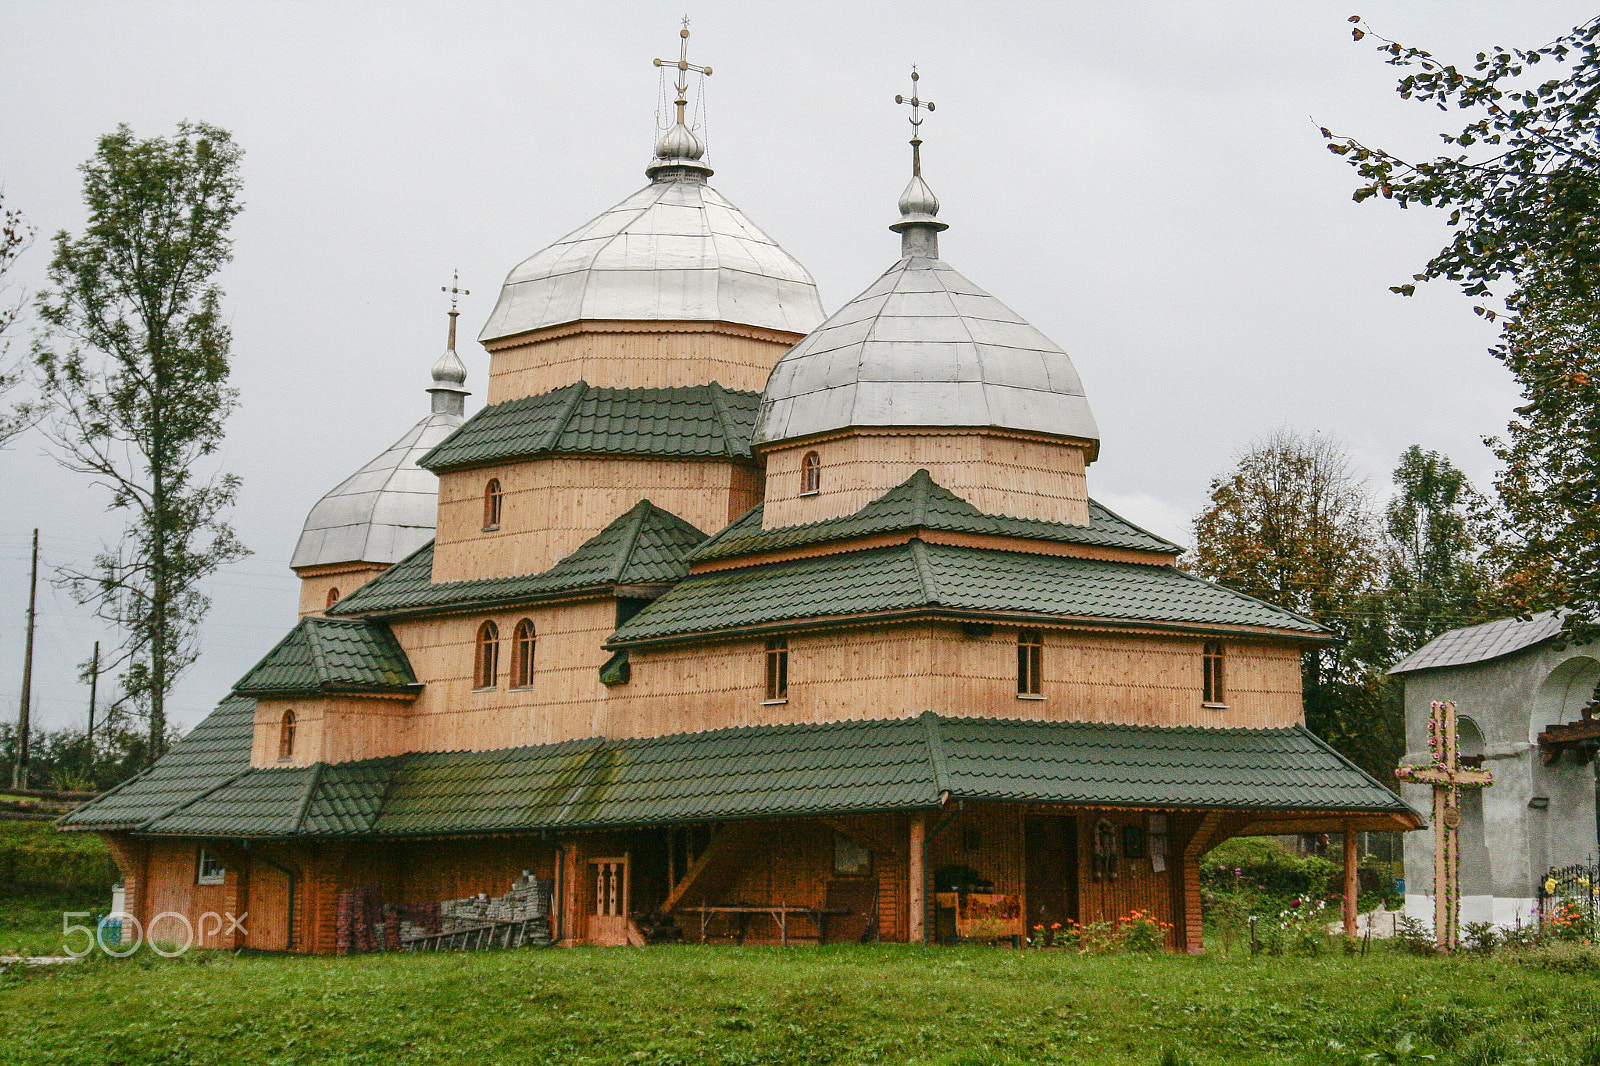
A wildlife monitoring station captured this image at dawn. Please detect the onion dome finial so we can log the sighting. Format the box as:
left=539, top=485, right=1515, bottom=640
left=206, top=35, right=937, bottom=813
left=647, top=18, right=714, bottom=180
left=888, top=67, right=948, bottom=258
left=429, top=272, right=471, bottom=417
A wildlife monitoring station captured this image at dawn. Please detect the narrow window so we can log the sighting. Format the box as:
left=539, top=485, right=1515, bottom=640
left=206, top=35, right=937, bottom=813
left=1203, top=641, right=1226, bottom=705
left=764, top=637, right=788, bottom=702
left=326, top=586, right=341, bottom=609
left=1017, top=629, right=1043, bottom=697
left=277, top=709, right=297, bottom=762
left=196, top=848, right=227, bottom=886
left=512, top=619, right=536, bottom=689
left=475, top=621, right=500, bottom=690
left=483, top=478, right=503, bottom=530
left=800, top=451, right=821, bottom=495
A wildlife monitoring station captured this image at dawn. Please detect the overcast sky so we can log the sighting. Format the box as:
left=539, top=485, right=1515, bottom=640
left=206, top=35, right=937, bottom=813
left=0, top=2, right=1587, bottom=736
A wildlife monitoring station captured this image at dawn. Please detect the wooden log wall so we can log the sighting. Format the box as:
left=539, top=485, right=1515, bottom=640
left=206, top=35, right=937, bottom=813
left=761, top=430, right=1091, bottom=529
left=432, top=457, right=761, bottom=581
left=483, top=321, right=798, bottom=402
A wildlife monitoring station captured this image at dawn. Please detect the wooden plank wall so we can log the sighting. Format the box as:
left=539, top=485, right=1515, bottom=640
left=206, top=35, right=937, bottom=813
left=762, top=430, right=1090, bottom=528
left=433, top=457, right=761, bottom=581
left=485, top=323, right=796, bottom=402
left=251, top=696, right=411, bottom=769
left=296, top=565, right=386, bottom=618
left=1072, top=810, right=1177, bottom=948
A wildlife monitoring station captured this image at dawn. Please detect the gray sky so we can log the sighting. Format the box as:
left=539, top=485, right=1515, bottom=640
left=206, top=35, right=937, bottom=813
left=0, top=1, right=1585, bottom=735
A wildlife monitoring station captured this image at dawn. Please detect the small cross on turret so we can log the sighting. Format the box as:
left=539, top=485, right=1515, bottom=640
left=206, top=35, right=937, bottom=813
left=654, top=17, right=713, bottom=128
left=895, top=68, right=935, bottom=176
left=441, top=270, right=470, bottom=350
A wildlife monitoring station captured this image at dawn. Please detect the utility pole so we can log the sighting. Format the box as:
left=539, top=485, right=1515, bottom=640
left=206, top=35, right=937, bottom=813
left=14, top=528, right=37, bottom=791
left=86, top=640, right=99, bottom=775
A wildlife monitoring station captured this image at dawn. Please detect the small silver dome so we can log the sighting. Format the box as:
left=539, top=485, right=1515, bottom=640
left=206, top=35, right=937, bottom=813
left=755, top=256, right=1099, bottom=452
left=480, top=178, right=825, bottom=343
left=290, top=412, right=462, bottom=570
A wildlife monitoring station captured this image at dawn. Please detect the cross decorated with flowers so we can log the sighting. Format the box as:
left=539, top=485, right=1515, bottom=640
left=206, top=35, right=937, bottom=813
left=1395, top=699, right=1492, bottom=952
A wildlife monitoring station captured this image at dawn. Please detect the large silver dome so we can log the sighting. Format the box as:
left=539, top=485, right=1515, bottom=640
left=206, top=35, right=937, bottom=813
left=479, top=176, right=825, bottom=344
left=754, top=255, right=1099, bottom=450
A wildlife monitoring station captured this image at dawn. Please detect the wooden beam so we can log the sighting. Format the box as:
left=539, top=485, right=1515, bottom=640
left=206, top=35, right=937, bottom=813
left=659, top=823, right=756, bottom=915
left=1342, top=822, right=1358, bottom=938
left=908, top=812, right=928, bottom=944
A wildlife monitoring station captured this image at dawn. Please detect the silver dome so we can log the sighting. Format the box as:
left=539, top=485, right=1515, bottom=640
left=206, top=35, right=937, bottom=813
left=479, top=178, right=825, bottom=344
left=754, top=255, right=1100, bottom=450
left=290, top=411, right=463, bottom=570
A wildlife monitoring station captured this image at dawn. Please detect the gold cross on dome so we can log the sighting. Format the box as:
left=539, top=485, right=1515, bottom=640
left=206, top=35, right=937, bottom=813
left=441, top=270, right=470, bottom=313
left=654, top=17, right=713, bottom=127
left=895, top=67, right=935, bottom=176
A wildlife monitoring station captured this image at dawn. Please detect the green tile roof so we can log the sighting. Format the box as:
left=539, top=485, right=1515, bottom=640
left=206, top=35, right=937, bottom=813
left=233, top=617, right=420, bottom=698
left=693, top=471, right=1183, bottom=562
left=610, top=539, right=1326, bottom=646
left=58, top=696, right=257, bottom=831
left=418, top=382, right=762, bottom=472
left=327, top=501, right=707, bottom=618
left=62, top=713, right=1413, bottom=837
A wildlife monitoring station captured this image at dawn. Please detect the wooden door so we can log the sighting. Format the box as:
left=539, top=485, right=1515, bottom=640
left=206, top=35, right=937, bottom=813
left=1025, top=815, right=1078, bottom=943
left=587, top=855, right=631, bottom=945
left=246, top=860, right=292, bottom=951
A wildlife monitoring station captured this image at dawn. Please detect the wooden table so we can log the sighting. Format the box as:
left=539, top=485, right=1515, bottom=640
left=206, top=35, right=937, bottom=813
left=680, top=904, right=851, bottom=946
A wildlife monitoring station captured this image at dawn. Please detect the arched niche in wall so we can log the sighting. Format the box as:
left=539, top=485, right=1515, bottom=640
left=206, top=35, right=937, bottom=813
left=1530, top=655, right=1600, bottom=744
left=1455, top=715, right=1494, bottom=904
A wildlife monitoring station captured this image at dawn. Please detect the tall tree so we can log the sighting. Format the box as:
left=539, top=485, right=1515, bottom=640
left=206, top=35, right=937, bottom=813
left=33, top=123, right=248, bottom=763
left=1383, top=445, right=1497, bottom=653
left=1189, top=429, right=1397, bottom=780
left=0, top=190, right=35, bottom=445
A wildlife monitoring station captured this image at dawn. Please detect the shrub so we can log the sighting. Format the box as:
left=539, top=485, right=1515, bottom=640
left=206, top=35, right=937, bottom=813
left=1199, top=838, right=1340, bottom=914
left=1392, top=915, right=1435, bottom=955
left=0, top=822, right=121, bottom=895
left=1507, top=940, right=1600, bottom=972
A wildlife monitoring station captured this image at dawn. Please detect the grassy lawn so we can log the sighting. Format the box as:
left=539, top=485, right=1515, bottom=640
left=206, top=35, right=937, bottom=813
left=0, top=932, right=1597, bottom=1066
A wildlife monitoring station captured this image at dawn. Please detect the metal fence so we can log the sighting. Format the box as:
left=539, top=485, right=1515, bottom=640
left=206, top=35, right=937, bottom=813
left=1537, top=861, right=1598, bottom=929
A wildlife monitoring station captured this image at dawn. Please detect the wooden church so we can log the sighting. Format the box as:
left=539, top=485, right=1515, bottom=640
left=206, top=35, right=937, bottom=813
left=63, top=43, right=1417, bottom=953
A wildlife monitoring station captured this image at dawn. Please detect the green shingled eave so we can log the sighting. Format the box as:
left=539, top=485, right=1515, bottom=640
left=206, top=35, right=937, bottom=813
left=418, top=382, right=763, bottom=472
left=693, top=470, right=1184, bottom=562
left=103, top=715, right=1415, bottom=840
left=57, top=696, right=256, bottom=831
left=609, top=540, right=1328, bottom=648
left=327, top=502, right=707, bottom=618
left=232, top=617, right=419, bottom=698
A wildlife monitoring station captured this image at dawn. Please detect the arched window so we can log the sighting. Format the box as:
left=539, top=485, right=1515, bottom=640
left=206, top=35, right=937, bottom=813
left=1202, top=641, right=1226, bottom=705
left=475, top=621, right=500, bottom=690
left=800, top=451, right=821, bottom=495
left=483, top=478, right=503, bottom=530
left=326, top=586, right=341, bottom=609
left=278, top=709, right=297, bottom=762
left=764, top=637, right=788, bottom=702
left=1017, top=629, right=1043, bottom=697
left=512, top=619, right=536, bottom=689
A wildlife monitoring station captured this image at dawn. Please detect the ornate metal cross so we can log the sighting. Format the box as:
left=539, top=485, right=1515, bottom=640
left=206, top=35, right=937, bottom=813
left=1394, top=699, right=1493, bottom=952
left=441, top=271, right=469, bottom=348
left=654, top=17, right=712, bottom=127
left=895, top=68, right=935, bottom=176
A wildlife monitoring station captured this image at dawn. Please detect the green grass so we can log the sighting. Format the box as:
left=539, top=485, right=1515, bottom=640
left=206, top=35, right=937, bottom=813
left=1, top=933, right=1597, bottom=1066
left=0, top=890, right=110, bottom=957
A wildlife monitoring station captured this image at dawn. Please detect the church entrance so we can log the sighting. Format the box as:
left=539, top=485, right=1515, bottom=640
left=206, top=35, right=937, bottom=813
left=1024, top=814, right=1078, bottom=940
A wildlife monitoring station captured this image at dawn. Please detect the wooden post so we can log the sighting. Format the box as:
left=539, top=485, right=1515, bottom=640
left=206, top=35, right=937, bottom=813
left=1342, top=822, right=1358, bottom=938
left=908, top=811, right=927, bottom=944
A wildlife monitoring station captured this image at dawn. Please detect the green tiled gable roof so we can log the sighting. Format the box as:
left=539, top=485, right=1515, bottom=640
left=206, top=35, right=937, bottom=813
left=62, top=713, right=1413, bottom=836
left=233, top=617, right=420, bottom=697
left=57, top=696, right=256, bottom=831
left=327, top=501, right=707, bottom=618
left=418, top=382, right=762, bottom=472
left=693, top=471, right=1183, bottom=562
left=610, top=540, right=1325, bottom=646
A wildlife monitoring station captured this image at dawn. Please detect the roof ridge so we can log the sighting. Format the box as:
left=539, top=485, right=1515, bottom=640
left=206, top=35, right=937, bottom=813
left=609, top=501, right=652, bottom=585
left=909, top=538, right=941, bottom=605
left=704, top=381, right=735, bottom=457
left=920, top=711, right=951, bottom=799
left=541, top=380, right=592, bottom=452
left=301, top=618, right=333, bottom=688
left=291, top=761, right=326, bottom=834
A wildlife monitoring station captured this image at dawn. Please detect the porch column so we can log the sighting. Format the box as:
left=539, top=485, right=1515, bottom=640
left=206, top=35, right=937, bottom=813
left=908, top=811, right=928, bottom=944
left=1342, top=823, right=1358, bottom=937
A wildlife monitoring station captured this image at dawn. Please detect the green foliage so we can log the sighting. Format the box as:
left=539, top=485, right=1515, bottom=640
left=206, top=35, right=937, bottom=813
left=1201, top=838, right=1341, bottom=908
left=1393, top=915, right=1436, bottom=956
left=0, top=821, right=120, bottom=897
left=0, top=721, right=160, bottom=793
left=1506, top=940, right=1600, bottom=972
left=1328, top=16, right=1600, bottom=303
left=31, top=123, right=249, bottom=761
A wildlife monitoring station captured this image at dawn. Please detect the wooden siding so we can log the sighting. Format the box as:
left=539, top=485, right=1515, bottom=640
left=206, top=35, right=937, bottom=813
left=251, top=695, right=412, bottom=769
left=484, top=322, right=796, bottom=402
left=295, top=564, right=387, bottom=618
left=762, top=431, right=1092, bottom=529
left=432, top=457, right=761, bottom=581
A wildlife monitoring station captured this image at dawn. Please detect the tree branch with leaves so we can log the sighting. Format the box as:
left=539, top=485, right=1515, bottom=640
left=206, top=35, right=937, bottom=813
left=32, top=123, right=249, bottom=763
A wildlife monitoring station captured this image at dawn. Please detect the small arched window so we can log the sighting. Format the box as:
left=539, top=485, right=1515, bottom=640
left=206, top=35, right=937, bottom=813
left=278, top=709, right=297, bottom=762
left=326, top=586, right=341, bottom=609
left=483, top=479, right=503, bottom=530
left=475, top=621, right=500, bottom=690
left=512, top=619, right=536, bottom=689
left=800, top=451, right=821, bottom=495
